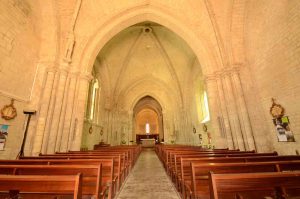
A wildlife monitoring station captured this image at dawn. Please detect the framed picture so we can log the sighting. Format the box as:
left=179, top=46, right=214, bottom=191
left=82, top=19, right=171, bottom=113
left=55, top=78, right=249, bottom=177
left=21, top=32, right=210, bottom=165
left=273, top=116, right=295, bottom=142
left=0, top=124, right=9, bottom=150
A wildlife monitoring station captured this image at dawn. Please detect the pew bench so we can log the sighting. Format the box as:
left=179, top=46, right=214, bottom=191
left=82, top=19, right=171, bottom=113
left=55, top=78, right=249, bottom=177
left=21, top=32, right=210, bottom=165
left=178, top=156, right=300, bottom=198
left=209, top=171, right=300, bottom=199
left=189, top=161, right=300, bottom=199
left=0, top=164, right=106, bottom=199
left=0, top=173, right=82, bottom=199
left=20, top=155, right=122, bottom=195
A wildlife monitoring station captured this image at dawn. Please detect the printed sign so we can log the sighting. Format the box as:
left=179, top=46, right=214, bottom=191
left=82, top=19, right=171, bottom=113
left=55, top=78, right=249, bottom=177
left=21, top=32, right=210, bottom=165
left=0, top=124, right=9, bottom=150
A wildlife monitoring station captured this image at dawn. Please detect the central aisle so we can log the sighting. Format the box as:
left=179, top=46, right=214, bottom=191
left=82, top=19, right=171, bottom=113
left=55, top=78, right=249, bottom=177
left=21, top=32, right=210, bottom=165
left=116, top=148, right=181, bottom=199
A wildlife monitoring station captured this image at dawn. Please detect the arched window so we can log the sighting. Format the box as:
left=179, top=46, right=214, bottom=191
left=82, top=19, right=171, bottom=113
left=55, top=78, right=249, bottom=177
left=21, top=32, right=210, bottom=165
left=145, top=123, right=150, bottom=134
left=198, top=91, right=210, bottom=123
left=88, top=79, right=99, bottom=120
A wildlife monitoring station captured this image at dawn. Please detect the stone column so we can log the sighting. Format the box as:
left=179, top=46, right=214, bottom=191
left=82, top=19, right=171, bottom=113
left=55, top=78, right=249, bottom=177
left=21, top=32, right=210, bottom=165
left=70, top=72, right=92, bottom=150
left=58, top=74, right=78, bottom=152
left=222, top=71, right=246, bottom=150
left=127, top=110, right=134, bottom=144
left=231, top=67, right=257, bottom=151
left=215, top=75, right=234, bottom=149
left=205, top=75, right=227, bottom=148
left=31, top=69, right=56, bottom=156
left=46, top=65, right=69, bottom=154
left=24, top=61, right=53, bottom=155
left=179, top=108, right=188, bottom=144
left=162, top=110, right=170, bottom=143
left=54, top=73, right=71, bottom=152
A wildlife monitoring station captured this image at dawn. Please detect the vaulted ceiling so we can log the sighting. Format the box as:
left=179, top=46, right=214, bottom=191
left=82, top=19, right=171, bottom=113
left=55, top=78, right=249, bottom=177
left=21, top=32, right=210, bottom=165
left=95, top=22, right=202, bottom=111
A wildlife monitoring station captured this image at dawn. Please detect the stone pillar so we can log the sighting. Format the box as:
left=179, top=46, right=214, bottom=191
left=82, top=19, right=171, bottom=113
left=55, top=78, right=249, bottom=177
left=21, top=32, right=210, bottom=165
left=162, top=110, right=170, bottom=143
left=46, top=66, right=69, bottom=154
left=231, top=67, right=257, bottom=151
left=24, top=61, right=53, bottom=155
left=127, top=110, right=134, bottom=144
left=58, top=75, right=78, bottom=152
left=54, top=73, right=71, bottom=152
left=215, top=75, right=234, bottom=149
left=31, top=69, right=56, bottom=156
left=222, top=71, right=246, bottom=150
left=179, top=108, right=188, bottom=144
left=205, top=75, right=227, bottom=148
left=70, top=72, right=92, bottom=150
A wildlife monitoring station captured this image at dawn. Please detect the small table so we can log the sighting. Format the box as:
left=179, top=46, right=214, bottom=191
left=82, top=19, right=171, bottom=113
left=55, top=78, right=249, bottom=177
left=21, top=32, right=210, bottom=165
left=140, top=138, right=155, bottom=147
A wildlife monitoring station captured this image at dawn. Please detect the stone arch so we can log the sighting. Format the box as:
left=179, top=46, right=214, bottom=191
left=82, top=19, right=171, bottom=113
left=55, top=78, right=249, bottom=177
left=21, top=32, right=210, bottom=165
left=78, top=4, right=221, bottom=77
left=119, top=76, right=176, bottom=111
left=72, top=3, right=225, bottom=149
left=132, top=95, right=164, bottom=142
left=130, top=92, right=167, bottom=114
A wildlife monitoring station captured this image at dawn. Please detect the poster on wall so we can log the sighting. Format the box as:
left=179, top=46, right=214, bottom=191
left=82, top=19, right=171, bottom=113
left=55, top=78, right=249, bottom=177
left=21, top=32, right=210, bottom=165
left=273, top=116, right=295, bottom=142
left=0, top=124, right=9, bottom=150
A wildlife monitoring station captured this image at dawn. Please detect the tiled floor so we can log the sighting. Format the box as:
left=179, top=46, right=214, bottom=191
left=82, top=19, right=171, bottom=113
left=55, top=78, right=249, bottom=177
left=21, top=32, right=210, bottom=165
left=116, top=148, right=181, bottom=199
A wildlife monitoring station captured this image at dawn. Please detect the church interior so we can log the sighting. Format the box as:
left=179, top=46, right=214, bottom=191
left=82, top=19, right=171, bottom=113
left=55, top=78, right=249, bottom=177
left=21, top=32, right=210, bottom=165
left=0, top=0, right=300, bottom=198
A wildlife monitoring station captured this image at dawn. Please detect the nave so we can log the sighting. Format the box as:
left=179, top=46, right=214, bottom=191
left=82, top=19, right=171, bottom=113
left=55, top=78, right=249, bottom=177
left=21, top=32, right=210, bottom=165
left=116, top=148, right=180, bottom=199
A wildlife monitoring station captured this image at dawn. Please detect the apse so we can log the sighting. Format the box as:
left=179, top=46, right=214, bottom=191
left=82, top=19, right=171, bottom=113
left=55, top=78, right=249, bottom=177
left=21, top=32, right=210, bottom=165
left=133, top=96, right=163, bottom=142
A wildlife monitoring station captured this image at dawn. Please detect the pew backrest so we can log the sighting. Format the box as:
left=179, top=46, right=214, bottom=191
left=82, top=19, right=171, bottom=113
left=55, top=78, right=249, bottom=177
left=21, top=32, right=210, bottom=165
left=0, top=173, right=82, bottom=199
left=209, top=171, right=300, bottom=199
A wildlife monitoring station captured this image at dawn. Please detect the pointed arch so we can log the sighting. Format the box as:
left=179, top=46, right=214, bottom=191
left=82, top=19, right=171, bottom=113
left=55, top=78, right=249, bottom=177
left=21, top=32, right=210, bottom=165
left=78, top=4, right=221, bottom=77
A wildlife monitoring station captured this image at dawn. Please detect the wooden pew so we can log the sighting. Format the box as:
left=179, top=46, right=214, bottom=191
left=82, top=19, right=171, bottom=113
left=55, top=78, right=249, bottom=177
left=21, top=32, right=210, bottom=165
left=0, top=164, right=105, bottom=199
left=0, top=145, right=140, bottom=199
left=166, top=150, right=258, bottom=174
left=178, top=155, right=300, bottom=198
left=0, top=173, right=82, bottom=199
left=92, top=145, right=142, bottom=164
left=13, top=158, right=116, bottom=198
left=170, top=152, right=278, bottom=190
left=163, top=148, right=241, bottom=167
left=167, top=152, right=275, bottom=178
left=52, top=151, right=130, bottom=176
left=209, top=171, right=300, bottom=199
left=156, top=145, right=237, bottom=163
left=190, top=161, right=300, bottom=199
left=20, top=154, right=122, bottom=195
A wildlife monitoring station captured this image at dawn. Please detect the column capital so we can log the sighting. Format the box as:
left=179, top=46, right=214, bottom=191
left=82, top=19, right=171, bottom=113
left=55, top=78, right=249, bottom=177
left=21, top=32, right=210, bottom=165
left=45, top=64, right=59, bottom=73
left=213, top=67, right=240, bottom=78
left=58, top=62, right=71, bottom=74
left=79, top=72, right=93, bottom=81
left=232, top=63, right=244, bottom=69
left=204, top=74, right=217, bottom=83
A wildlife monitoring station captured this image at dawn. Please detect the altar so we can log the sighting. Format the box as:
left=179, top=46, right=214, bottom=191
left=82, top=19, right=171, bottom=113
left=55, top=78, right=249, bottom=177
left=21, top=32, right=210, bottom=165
left=136, top=134, right=159, bottom=144
left=140, top=138, right=156, bottom=147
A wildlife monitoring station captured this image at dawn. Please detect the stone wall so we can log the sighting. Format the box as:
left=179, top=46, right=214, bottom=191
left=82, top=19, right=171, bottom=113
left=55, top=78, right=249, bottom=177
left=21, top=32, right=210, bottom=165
left=245, top=0, right=300, bottom=154
left=0, top=0, right=40, bottom=159
left=1, top=0, right=299, bottom=157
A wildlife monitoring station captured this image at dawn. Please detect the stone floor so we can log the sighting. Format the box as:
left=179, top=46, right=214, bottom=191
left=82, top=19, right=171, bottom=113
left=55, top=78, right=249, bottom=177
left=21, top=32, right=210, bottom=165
left=116, top=148, right=181, bottom=199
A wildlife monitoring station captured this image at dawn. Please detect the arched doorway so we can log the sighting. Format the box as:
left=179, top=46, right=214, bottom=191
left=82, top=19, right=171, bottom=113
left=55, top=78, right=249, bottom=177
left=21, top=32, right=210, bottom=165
left=133, top=96, right=163, bottom=143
